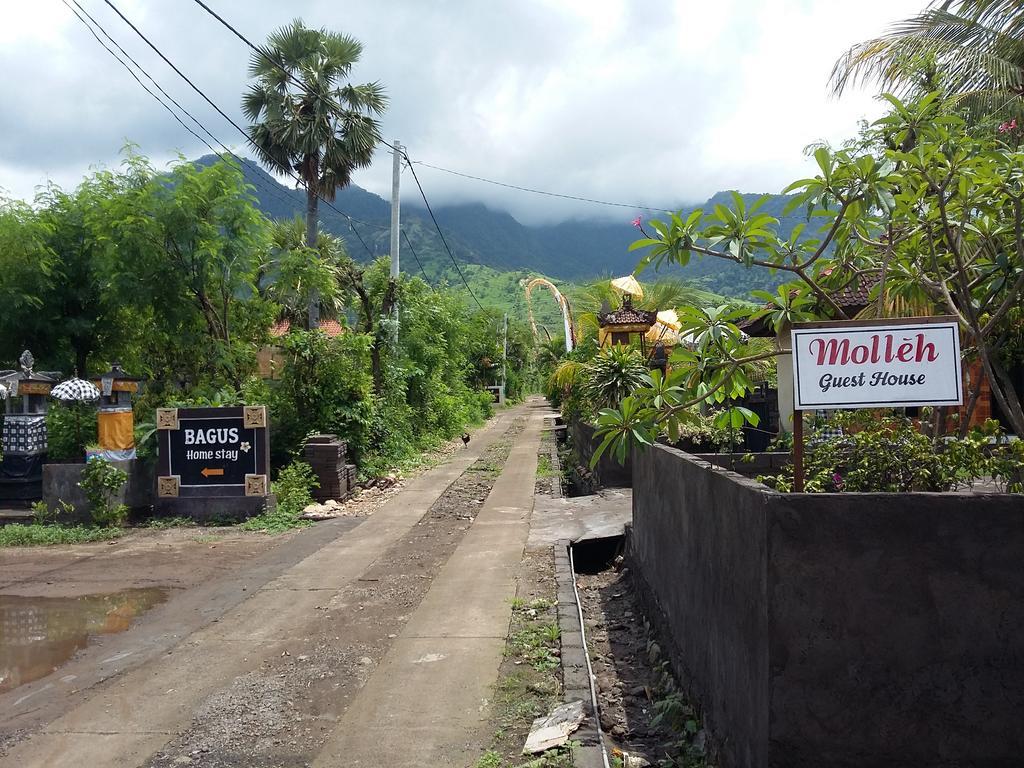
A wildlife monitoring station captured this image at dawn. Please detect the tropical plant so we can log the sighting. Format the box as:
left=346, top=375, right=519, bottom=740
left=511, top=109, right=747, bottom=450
left=582, top=345, right=649, bottom=411
left=80, top=457, right=129, bottom=526
left=830, top=0, right=1024, bottom=122
left=259, top=217, right=346, bottom=325
left=243, top=18, right=386, bottom=327
left=593, top=93, right=1024, bottom=462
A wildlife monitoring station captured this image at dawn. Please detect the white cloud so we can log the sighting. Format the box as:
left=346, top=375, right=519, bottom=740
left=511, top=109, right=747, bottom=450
left=0, top=0, right=924, bottom=221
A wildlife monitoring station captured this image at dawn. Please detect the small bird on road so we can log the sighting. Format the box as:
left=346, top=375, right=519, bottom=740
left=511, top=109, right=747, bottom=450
left=461, top=433, right=471, bottom=446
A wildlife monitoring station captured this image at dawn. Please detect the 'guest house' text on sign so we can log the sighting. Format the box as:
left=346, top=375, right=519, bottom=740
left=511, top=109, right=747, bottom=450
left=791, top=317, right=963, bottom=410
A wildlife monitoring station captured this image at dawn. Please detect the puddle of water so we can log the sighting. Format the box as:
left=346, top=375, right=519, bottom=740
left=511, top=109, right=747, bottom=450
left=0, top=587, right=167, bottom=693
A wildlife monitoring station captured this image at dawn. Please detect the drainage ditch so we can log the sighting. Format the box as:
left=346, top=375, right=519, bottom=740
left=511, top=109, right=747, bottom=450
left=567, top=534, right=715, bottom=768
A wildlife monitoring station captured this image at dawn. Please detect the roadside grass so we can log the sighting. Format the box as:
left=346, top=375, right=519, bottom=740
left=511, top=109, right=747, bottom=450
left=536, top=454, right=555, bottom=478
left=477, top=595, right=572, bottom=767
left=143, top=516, right=195, bottom=529
left=466, top=439, right=513, bottom=479
left=146, top=516, right=235, bottom=528
left=0, top=523, right=122, bottom=547
left=239, top=504, right=312, bottom=534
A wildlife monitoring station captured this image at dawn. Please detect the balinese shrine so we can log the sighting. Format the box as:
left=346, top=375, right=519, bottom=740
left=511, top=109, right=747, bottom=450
left=597, top=295, right=658, bottom=354
left=0, top=351, right=55, bottom=501
left=91, top=362, right=143, bottom=461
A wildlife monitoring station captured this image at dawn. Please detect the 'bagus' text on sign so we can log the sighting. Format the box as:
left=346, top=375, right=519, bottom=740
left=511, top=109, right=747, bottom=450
left=156, top=406, right=269, bottom=498
left=791, top=316, right=963, bottom=410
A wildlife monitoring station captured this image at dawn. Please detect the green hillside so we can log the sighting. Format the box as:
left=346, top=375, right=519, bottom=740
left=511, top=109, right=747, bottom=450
left=207, top=155, right=807, bottom=300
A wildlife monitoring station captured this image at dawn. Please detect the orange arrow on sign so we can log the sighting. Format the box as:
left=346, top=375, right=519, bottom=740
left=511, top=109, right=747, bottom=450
left=201, top=467, right=225, bottom=478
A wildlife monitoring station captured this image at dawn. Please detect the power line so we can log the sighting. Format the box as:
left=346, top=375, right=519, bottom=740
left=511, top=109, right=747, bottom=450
left=62, top=1, right=210, bottom=152
left=63, top=0, right=323, bottom=233
left=401, top=228, right=431, bottom=284
left=402, top=151, right=483, bottom=310
left=410, top=159, right=669, bottom=213
left=101, top=0, right=381, bottom=258
left=185, top=0, right=482, bottom=299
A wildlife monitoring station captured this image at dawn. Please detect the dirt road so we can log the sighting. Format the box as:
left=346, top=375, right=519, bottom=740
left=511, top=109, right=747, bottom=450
left=0, top=399, right=550, bottom=767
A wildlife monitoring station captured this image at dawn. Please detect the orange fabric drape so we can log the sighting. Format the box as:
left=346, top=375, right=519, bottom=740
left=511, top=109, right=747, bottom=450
left=97, top=410, right=135, bottom=451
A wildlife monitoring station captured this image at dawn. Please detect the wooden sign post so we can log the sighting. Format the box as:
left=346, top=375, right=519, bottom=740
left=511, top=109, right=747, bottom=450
left=792, top=408, right=804, bottom=492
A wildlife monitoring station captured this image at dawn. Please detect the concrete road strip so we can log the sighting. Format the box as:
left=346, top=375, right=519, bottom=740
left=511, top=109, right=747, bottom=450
left=0, top=408, right=522, bottom=768
left=312, top=402, right=543, bottom=767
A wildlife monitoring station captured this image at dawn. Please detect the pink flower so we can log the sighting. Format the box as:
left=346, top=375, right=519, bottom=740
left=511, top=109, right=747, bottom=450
left=999, top=118, right=1018, bottom=134
left=631, top=216, right=643, bottom=229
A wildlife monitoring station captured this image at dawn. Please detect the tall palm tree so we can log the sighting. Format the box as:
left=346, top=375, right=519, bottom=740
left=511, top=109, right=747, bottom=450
left=243, top=19, right=386, bottom=328
left=831, top=0, right=1024, bottom=121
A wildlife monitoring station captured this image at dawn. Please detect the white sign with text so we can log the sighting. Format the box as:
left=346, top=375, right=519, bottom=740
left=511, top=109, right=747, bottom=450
left=791, top=318, right=963, bottom=410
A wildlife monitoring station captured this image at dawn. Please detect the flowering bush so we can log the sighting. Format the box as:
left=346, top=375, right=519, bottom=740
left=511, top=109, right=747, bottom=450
left=760, top=413, right=1023, bottom=493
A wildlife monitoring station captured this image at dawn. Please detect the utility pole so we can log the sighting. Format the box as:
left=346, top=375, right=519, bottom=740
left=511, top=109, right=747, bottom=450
left=389, top=140, right=402, bottom=340
left=390, top=140, right=402, bottom=281
left=501, top=312, right=508, bottom=403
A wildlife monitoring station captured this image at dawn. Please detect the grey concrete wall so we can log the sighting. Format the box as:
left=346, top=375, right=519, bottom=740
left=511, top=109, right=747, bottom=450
left=43, top=460, right=153, bottom=521
left=693, top=451, right=789, bottom=477
left=569, top=419, right=632, bottom=488
left=631, top=445, right=769, bottom=767
left=631, top=443, right=1024, bottom=768
left=767, top=491, right=1024, bottom=767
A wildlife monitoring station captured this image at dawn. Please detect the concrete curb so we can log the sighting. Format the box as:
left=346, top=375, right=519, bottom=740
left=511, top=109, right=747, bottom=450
left=554, top=538, right=605, bottom=768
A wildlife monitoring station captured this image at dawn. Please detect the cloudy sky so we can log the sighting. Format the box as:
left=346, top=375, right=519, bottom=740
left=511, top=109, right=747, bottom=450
left=2, top=0, right=924, bottom=224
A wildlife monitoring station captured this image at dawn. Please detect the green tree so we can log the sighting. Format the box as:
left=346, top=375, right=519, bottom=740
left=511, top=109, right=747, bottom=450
left=243, top=19, right=386, bottom=328
left=831, top=0, right=1024, bottom=121
left=0, top=196, right=57, bottom=367
left=259, top=217, right=346, bottom=325
left=339, top=258, right=397, bottom=396
left=90, top=152, right=272, bottom=387
left=593, top=94, right=1024, bottom=460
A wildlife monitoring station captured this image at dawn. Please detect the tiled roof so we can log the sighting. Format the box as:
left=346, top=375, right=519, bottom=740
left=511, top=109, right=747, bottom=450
left=828, top=273, right=880, bottom=308
left=599, top=306, right=658, bottom=326
left=598, top=297, right=658, bottom=327
left=269, top=319, right=345, bottom=338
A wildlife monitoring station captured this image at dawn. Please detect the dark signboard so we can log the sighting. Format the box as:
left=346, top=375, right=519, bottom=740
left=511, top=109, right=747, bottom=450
left=156, top=406, right=269, bottom=498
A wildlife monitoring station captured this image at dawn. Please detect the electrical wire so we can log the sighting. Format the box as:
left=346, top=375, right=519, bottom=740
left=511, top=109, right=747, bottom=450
left=401, top=228, right=432, bottom=284
left=62, top=1, right=208, bottom=153
left=101, top=0, right=381, bottom=258
left=410, top=159, right=669, bottom=213
left=63, top=0, right=327, bottom=233
left=403, top=152, right=484, bottom=310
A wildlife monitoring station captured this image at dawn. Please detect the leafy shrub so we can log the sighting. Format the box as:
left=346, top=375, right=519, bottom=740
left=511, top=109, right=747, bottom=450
left=582, top=345, right=648, bottom=411
left=762, top=413, right=1023, bottom=493
left=46, top=402, right=98, bottom=462
left=80, top=457, right=129, bottom=525
left=31, top=500, right=59, bottom=524
left=268, top=330, right=375, bottom=468
left=241, top=459, right=318, bottom=533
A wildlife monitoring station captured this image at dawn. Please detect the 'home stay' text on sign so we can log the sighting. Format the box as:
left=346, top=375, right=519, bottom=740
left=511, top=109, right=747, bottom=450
left=156, top=406, right=269, bottom=498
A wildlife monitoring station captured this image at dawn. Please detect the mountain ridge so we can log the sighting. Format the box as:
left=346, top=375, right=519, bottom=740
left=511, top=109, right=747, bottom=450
left=203, top=155, right=802, bottom=297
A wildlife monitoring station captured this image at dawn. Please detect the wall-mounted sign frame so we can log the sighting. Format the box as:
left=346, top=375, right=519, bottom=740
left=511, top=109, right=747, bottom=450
left=791, top=316, right=962, bottom=410
left=156, top=405, right=269, bottom=498
left=788, top=316, right=963, bottom=491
